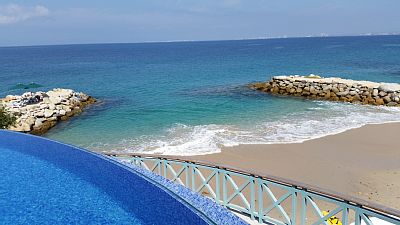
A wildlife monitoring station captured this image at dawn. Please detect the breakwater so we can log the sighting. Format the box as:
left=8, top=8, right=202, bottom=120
left=250, top=75, right=400, bottom=107
left=1, top=89, right=96, bottom=134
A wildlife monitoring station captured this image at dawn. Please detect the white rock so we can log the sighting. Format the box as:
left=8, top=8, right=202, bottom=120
left=34, top=118, right=45, bottom=128
left=20, top=123, right=31, bottom=132
left=25, top=117, right=36, bottom=126
left=44, top=109, right=54, bottom=118
left=336, top=91, right=349, bottom=96
left=48, top=116, right=57, bottom=121
left=61, top=99, right=70, bottom=105
left=378, top=83, right=400, bottom=92
left=39, top=104, right=48, bottom=109
left=349, top=91, right=358, bottom=95
left=379, top=91, right=387, bottom=97
left=49, top=103, right=56, bottom=110
left=35, top=111, right=44, bottom=117
left=322, top=85, right=332, bottom=91
left=49, top=96, right=62, bottom=105
left=26, top=104, right=38, bottom=110
left=59, top=109, right=66, bottom=116
left=43, top=97, right=51, bottom=104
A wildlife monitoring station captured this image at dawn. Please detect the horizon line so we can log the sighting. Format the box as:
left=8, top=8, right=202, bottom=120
left=1, top=33, right=399, bottom=48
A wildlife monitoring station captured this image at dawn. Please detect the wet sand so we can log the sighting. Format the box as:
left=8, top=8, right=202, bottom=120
left=190, top=122, right=400, bottom=210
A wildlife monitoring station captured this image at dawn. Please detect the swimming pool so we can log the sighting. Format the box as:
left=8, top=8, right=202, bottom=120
left=0, top=130, right=242, bottom=224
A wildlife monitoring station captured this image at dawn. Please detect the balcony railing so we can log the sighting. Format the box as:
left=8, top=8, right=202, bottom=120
left=106, top=153, right=400, bottom=225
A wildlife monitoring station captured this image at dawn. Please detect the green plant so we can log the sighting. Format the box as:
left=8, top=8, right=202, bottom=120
left=304, top=74, right=322, bottom=79
left=0, top=106, right=17, bottom=129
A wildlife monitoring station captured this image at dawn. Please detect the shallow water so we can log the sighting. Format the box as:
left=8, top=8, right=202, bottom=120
left=1, top=35, right=400, bottom=155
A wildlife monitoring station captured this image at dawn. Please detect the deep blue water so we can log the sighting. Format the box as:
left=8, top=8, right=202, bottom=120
left=0, top=147, right=143, bottom=224
left=1, top=35, right=400, bottom=155
left=0, top=131, right=211, bottom=224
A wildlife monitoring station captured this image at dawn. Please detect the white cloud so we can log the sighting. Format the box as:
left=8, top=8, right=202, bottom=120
left=0, top=4, right=49, bottom=25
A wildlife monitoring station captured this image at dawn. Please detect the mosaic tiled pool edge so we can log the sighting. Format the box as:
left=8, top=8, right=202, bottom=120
left=119, top=160, right=248, bottom=225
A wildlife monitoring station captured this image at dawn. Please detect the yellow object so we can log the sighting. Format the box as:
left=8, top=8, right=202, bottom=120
left=322, top=211, right=343, bottom=225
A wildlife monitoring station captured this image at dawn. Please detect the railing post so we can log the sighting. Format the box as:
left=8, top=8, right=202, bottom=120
left=291, top=190, right=297, bottom=225
left=132, top=158, right=137, bottom=166
left=163, top=159, right=167, bottom=178
left=215, top=168, right=220, bottom=204
left=157, top=159, right=161, bottom=175
left=250, top=176, right=256, bottom=220
left=191, top=164, right=196, bottom=191
left=355, top=208, right=361, bottom=225
left=257, top=178, right=263, bottom=224
left=301, top=190, right=307, bottom=225
left=136, top=157, right=141, bottom=167
left=342, top=206, right=349, bottom=225
left=221, top=170, right=227, bottom=206
left=185, top=163, right=190, bottom=188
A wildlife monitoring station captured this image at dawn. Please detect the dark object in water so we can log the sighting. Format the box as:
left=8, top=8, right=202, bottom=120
left=10, top=82, right=44, bottom=90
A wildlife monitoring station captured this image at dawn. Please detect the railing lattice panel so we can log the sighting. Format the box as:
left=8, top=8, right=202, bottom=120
left=116, top=156, right=400, bottom=225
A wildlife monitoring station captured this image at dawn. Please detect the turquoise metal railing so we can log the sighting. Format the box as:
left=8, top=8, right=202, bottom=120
left=107, top=153, right=400, bottom=225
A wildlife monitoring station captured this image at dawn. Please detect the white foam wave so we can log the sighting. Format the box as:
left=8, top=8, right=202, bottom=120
left=94, top=102, right=400, bottom=156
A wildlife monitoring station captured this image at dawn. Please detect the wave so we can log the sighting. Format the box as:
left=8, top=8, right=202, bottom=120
left=93, top=101, right=400, bottom=156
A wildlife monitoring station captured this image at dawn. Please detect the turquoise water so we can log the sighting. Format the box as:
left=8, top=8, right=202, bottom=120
left=1, top=35, right=400, bottom=155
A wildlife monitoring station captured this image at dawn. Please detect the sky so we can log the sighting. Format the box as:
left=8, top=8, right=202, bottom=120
left=0, top=0, right=399, bottom=46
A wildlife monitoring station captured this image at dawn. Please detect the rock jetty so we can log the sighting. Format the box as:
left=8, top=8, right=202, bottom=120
left=1, top=88, right=96, bottom=134
left=250, top=75, right=400, bottom=107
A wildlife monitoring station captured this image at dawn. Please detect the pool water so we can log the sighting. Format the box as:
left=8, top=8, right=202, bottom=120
left=0, top=147, right=142, bottom=224
left=0, top=131, right=211, bottom=225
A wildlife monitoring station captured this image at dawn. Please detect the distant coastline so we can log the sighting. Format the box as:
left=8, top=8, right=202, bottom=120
left=1, top=33, right=399, bottom=48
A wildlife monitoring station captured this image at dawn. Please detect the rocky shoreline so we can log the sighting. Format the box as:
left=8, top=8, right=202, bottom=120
left=250, top=75, right=400, bottom=107
left=1, top=89, right=96, bottom=134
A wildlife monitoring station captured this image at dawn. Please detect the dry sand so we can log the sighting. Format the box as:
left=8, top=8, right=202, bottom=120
left=190, top=122, right=400, bottom=210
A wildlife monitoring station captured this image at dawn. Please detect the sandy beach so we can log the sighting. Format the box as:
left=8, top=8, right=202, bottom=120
left=190, top=122, right=400, bottom=210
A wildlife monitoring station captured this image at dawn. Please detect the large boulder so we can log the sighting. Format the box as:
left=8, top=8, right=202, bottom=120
left=49, top=96, right=62, bottom=105
left=378, top=83, right=400, bottom=92
left=375, top=98, right=385, bottom=105
left=44, top=109, right=54, bottom=118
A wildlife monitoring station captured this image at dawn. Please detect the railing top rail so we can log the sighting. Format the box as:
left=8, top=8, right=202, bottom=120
left=106, top=152, right=400, bottom=220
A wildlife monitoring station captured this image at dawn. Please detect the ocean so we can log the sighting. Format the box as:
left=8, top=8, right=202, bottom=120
left=1, top=35, right=400, bottom=155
